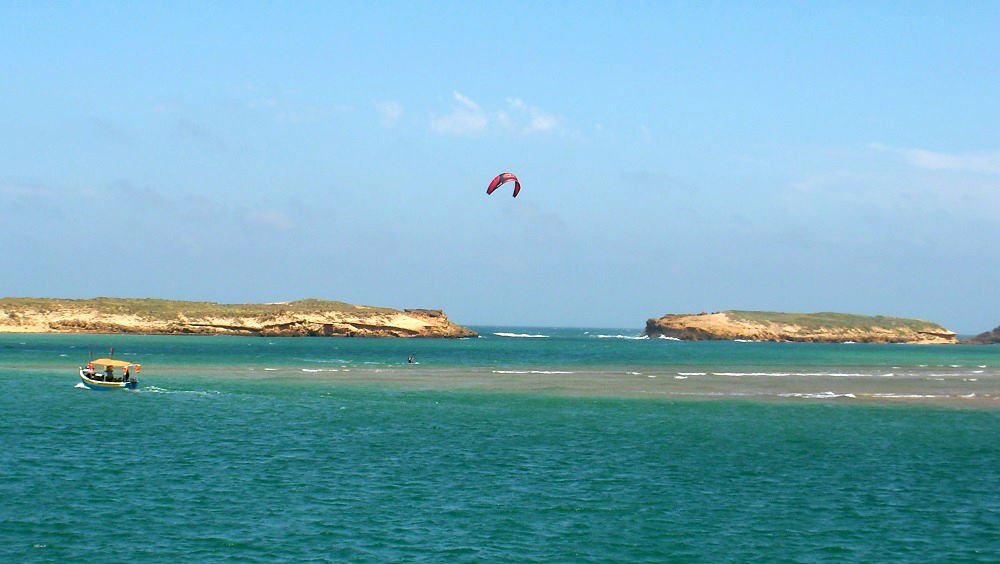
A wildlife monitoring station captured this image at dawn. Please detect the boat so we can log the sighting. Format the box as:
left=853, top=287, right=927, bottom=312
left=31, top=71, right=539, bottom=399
left=79, top=358, right=141, bottom=391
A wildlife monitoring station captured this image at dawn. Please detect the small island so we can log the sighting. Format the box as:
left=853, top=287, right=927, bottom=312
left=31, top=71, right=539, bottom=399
left=0, top=297, right=478, bottom=338
left=964, top=325, right=1000, bottom=345
left=644, top=311, right=957, bottom=344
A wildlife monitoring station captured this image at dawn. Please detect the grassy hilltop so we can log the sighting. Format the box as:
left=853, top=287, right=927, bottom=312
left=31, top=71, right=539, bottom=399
left=0, top=297, right=395, bottom=318
left=0, top=297, right=474, bottom=338
left=726, top=311, right=943, bottom=332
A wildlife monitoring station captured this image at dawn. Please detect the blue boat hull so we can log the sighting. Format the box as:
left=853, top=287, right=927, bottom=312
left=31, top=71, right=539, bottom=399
left=79, top=370, right=137, bottom=391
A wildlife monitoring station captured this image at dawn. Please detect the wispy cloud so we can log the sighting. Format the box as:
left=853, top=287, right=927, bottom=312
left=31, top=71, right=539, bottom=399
left=374, top=100, right=404, bottom=128
left=0, top=177, right=309, bottom=250
left=275, top=104, right=348, bottom=124
left=453, top=92, right=480, bottom=111
left=430, top=91, right=489, bottom=135
left=244, top=208, right=295, bottom=231
left=527, top=112, right=558, bottom=133
left=152, top=99, right=181, bottom=114
left=173, top=117, right=228, bottom=151
left=869, top=143, right=1000, bottom=175
left=247, top=97, right=278, bottom=109
left=505, top=96, right=559, bottom=134
left=504, top=200, right=571, bottom=249
left=505, top=97, right=526, bottom=110
left=431, top=92, right=560, bottom=136
left=0, top=181, right=62, bottom=199
left=785, top=161, right=1000, bottom=226
left=89, top=116, right=133, bottom=145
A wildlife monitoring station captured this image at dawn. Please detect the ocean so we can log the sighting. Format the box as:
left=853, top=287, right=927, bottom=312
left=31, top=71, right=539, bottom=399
left=2, top=330, right=998, bottom=561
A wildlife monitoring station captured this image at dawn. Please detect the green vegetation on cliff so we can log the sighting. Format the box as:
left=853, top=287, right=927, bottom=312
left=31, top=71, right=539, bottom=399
left=726, top=311, right=943, bottom=332
left=0, top=297, right=396, bottom=319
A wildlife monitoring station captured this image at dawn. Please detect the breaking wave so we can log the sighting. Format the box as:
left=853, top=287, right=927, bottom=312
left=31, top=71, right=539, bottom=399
left=594, top=334, right=648, bottom=340
left=492, top=370, right=575, bottom=375
left=780, top=391, right=857, bottom=399
left=493, top=332, right=549, bottom=338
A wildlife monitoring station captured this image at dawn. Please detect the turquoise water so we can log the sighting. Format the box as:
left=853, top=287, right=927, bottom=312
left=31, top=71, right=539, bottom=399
left=2, top=332, right=999, bottom=561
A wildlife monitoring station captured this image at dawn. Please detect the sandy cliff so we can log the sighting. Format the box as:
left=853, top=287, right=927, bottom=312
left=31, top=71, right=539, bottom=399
left=644, top=311, right=957, bottom=344
left=0, top=298, right=478, bottom=338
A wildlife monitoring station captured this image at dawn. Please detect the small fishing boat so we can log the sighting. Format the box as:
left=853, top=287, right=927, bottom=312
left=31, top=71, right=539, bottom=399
left=79, top=358, right=141, bottom=391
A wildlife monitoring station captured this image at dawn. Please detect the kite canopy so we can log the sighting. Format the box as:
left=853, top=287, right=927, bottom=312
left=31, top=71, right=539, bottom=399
left=486, top=172, right=520, bottom=198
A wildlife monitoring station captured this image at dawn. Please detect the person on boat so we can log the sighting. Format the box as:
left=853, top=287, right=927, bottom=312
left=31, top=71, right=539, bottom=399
left=104, top=364, right=115, bottom=382
left=123, top=366, right=130, bottom=383
left=83, top=362, right=96, bottom=377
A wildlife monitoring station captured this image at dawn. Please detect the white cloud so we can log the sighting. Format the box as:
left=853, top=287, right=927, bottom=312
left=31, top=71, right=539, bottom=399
left=509, top=96, right=558, bottom=133
left=374, top=100, right=404, bottom=128
left=496, top=110, right=513, bottom=131
left=431, top=91, right=560, bottom=136
left=505, top=97, right=525, bottom=110
left=869, top=143, right=1000, bottom=175
left=526, top=110, right=558, bottom=133
left=430, top=91, right=488, bottom=135
left=453, top=91, right=481, bottom=111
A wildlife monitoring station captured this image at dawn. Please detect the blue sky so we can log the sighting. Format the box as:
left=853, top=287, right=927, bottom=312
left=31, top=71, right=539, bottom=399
left=2, top=2, right=998, bottom=332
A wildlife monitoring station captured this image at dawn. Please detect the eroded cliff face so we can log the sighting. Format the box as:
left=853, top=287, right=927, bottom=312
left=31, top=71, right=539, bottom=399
left=644, top=311, right=957, bottom=344
left=0, top=298, right=478, bottom=338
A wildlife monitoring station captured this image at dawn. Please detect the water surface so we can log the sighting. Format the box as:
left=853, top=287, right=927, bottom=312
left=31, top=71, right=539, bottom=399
left=2, top=332, right=998, bottom=561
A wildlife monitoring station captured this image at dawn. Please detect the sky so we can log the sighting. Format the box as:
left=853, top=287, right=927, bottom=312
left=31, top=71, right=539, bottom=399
left=1, top=2, right=998, bottom=333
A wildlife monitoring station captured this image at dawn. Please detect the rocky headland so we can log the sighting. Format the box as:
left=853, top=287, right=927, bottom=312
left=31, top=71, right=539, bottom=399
left=0, top=297, right=478, bottom=338
left=644, top=310, right=957, bottom=344
left=964, top=325, right=1000, bottom=344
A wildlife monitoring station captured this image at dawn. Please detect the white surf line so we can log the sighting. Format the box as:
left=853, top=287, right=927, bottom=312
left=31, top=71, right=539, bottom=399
left=493, top=332, right=549, bottom=338
left=709, top=372, right=874, bottom=377
left=779, top=391, right=856, bottom=399
left=594, top=334, right=648, bottom=340
left=492, top=370, right=575, bottom=375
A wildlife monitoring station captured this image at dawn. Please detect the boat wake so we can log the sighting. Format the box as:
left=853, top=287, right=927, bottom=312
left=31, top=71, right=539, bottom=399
left=142, top=386, right=224, bottom=397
